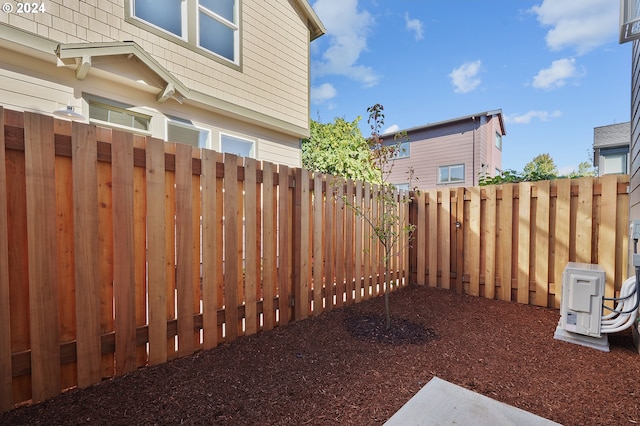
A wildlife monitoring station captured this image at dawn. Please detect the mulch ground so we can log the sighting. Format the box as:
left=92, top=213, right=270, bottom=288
left=2, top=284, right=640, bottom=425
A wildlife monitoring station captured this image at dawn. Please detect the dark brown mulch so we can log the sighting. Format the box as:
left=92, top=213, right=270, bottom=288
left=2, top=285, right=640, bottom=425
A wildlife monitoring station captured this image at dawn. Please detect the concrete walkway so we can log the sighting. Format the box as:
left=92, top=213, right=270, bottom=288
left=384, top=377, right=561, bottom=425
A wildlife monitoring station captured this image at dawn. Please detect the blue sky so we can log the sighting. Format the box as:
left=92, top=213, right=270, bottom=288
left=309, top=0, right=632, bottom=175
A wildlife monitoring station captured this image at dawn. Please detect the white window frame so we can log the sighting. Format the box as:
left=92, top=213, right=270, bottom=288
left=438, top=164, right=465, bottom=184
left=127, top=0, right=240, bottom=65
left=495, top=132, right=502, bottom=150
left=220, top=132, right=255, bottom=158
left=85, top=95, right=152, bottom=135
left=166, top=118, right=210, bottom=148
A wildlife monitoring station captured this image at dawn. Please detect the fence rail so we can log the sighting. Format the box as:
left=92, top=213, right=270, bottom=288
left=0, top=109, right=409, bottom=410
left=410, top=176, right=630, bottom=308
left=0, top=108, right=631, bottom=412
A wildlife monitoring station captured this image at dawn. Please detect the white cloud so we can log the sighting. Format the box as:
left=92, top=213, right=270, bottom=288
left=449, top=60, right=482, bottom=94
left=312, top=0, right=380, bottom=87
left=532, top=58, right=579, bottom=90
left=505, top=110, right=562, bottom=124
left=311, top=83, right=337, bottom=104
left=404, top=13, right=424, bottom=41
left=383, top=124, right=400, bottom=134
left=529, top=0, right=618, bottom=54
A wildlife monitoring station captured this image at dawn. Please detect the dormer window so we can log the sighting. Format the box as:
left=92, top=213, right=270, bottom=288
left=128, top=0, right=239, bottom=65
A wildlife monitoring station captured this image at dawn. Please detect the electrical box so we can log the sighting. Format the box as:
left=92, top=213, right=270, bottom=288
left=558, top=262, right=605, bottom=338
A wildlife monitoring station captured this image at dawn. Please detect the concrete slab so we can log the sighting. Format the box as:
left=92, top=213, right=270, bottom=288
left=384, top=377, right=561, bottom=426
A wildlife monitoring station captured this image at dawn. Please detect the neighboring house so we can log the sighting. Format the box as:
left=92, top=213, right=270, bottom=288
left=593, top=122, right=630, bottom=176
left=383, top=109, right=506, bottom=189
left=0, top=0, right=325, bottom=168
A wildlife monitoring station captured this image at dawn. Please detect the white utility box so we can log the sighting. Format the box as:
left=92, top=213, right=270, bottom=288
left=554, top=262, right=609, bottom=351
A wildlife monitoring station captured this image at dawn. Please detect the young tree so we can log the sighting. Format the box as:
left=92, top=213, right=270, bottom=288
left=568, top=161, right=596, bottom=178
left=342, top=104, right=415, bottom=329
left=302, top=117, right=379, bottom=182
left=523, top=153, right=558, bottom=181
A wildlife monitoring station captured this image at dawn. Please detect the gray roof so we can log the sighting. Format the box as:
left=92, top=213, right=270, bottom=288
left=381, top=109, right=506, bottom=138
left=593, top=122, right=630, bottom=148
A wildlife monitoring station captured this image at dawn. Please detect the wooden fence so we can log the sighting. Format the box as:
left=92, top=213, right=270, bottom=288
left=410, top=176, right=630, bottom=308
left=0, top=108, right=632, bottom=412
left=0, top=109, right=410, bottom=410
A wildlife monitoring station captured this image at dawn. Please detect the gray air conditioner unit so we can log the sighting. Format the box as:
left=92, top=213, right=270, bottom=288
left=554, top=262, right=609, bottom=352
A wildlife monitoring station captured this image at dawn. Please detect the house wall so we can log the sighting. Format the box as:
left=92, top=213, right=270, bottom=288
left=630, top=39, right=640, bottom=257
left=387, top=119, right=500, bottom=189
left=485, top=115, right=504, bottom=175
left=0, top=0, right=316, bottom=167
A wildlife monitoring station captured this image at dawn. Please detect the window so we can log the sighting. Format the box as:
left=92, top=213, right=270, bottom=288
left=167, top=118, right=209, bottom=148
left=495, top=132, right=502, bottom=150
left=129, top=0, right=239, bottom=64
left=87, top=97, right=151, bottom=132
left=600, top=150, right=628, bottom=175
left=221, top=133, right=254, bottom=158
left=438, top=164, right=465, bottom=184
left=394, top=141, right=410, bottom=158
left=392, top=183, right=410, bottom=191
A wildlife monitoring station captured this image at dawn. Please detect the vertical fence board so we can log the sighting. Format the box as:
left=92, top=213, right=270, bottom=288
left=427, top=190, right=438, bottom=287
left=324, top=177, right=335, bottom=308
left=277, top=165, right=291, bottom=324
left=517, top=182, right=532, bottom=304
left=484, top=186, right=497, bottom=299
left=262, top=162, right=276, bottom=330
left=534, top=181, right=550, bottom=307
left=0, top=108, right=12, bottom=410
left=552, top=179, right=570, bottom=308
left=192, top=151, right=202, bottom=348
left=354, top=181, right=363, bottom=301
left=175, top=144, right=194, bottom=353
left=72, top=122, right=102, bottom=388
left=111, top=130, right=136, bottom=377
left=599, top=175, right=618, bottom=302
left=362, top=182, right=371, bottom=299
left=200, top=148, right=218, bottom=349
left=416, top=191, right=426, bottom=285
left=371, top=184, right=380, bottom=296
left=133, top=136, right=148, bottom=366
left=163, top=143, right=177, bottom=360
left=224, top=154, right=239, bottom=341
left=245, top=158, right=259, bottom=334
left=454, top=188, right=465, bottom=293
left=313, top=173, right=324, bottom=312
left=468, top=187, right=481, bottom=296
left=146, top=138, right=168, bottom=364
left=55, top=152, right=76, bottom=391
left=440, top=190, right=451, bottom=290
left=95, top=127, right=115, bottom=377
left=499, top=185, right=514, bottom=302
left=576, top=178, right=593, bottom=263
left=293, top=168, right=310, bottom=320
left=235, top=158, right=244, bottom=337
left=215, top=152, right=225, bottom=342
left=24, top=113, right=60, bottom=402
left=345, top=179, right=354, bottom=304
left=335, top=178, right=345, bottom=306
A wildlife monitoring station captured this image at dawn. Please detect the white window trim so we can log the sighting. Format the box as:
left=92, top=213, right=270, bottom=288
left=220, top=132, right=256, bottom=158
left=438, top=164, right=465, bottom=184
left=85, top=95, right=153, bottom=136
left=166, top=118, right=211, bottom=148
left=197, top=1, right=239, bottom=61
left=127, top=0, right=240, bottom=66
